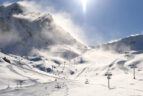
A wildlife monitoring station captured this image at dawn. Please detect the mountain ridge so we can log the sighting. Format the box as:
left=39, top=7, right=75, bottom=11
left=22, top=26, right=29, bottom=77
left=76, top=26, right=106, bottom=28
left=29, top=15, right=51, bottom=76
left=95, top=34, right=143, bottom=53
left=0, top=2, right=86, bottom=58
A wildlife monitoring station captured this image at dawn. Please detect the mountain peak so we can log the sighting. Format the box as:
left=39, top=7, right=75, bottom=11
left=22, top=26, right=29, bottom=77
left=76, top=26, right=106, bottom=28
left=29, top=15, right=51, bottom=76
left=0, top=2, right=26, bottom=16
left=0, top=1, right=85, bottom=57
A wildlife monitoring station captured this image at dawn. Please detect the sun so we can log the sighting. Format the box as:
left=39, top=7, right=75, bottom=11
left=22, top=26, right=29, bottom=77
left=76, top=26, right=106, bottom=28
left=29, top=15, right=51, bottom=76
left=81, top=0, right=88, bottom=13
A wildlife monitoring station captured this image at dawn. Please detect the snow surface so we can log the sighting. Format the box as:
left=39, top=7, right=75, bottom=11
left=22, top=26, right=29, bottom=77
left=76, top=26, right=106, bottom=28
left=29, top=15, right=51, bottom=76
left=0, top=1, right=143, bottom=96
left=0, top=48, right=143, bottom=96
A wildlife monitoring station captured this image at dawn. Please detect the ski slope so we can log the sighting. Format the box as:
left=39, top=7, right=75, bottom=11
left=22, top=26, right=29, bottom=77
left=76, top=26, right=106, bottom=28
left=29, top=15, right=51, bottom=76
left=0, top=48, right=143, bottom=96
left=0, top=1, right=143, bottom=96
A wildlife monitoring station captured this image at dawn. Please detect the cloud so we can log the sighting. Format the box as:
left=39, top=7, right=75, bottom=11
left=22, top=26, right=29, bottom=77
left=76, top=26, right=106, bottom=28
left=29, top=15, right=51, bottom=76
left=2, top=1, right=13, bottom=6
left=0, top=0, right=88, bottom=55
left=0, top=30, right=20, bottom=47
left=51, top=12, right=86, bottom=44
left=18, top=0, right=87, bottom=44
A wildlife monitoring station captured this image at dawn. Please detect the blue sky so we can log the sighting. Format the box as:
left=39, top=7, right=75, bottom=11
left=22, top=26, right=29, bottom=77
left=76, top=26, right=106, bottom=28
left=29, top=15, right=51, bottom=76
left=0, top=0, right=143, bottom=45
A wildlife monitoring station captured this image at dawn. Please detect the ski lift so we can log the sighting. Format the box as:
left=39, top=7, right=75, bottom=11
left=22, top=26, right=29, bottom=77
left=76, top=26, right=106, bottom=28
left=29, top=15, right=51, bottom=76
left=105, top=72, right=112, bottom=89
left=129, top=64, right=137, bottom=79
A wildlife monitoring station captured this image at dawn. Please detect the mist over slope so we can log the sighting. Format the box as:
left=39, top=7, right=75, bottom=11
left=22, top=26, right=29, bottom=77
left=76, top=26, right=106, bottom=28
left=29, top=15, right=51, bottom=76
left=95, top=34, right=143, bottom=53
left=0, top=1, right=143, bottom=96
left=0, top=2, right=86, bottom=58
left=1, top=33, right=143, bottom=96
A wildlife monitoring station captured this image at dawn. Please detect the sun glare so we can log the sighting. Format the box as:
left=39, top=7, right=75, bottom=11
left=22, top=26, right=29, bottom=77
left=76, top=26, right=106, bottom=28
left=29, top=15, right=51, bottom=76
left=82, top=0, right=88, bottom=13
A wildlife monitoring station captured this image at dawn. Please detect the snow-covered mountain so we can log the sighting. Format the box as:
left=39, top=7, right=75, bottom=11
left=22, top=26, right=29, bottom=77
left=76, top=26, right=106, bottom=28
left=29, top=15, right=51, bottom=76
left=0, top=2, right=86, bottom=58
left=1, top=34, right=143, bottom=96
left=0, top=1, right=143, bottom=96
left=96, top=34, right=143, bottom=53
